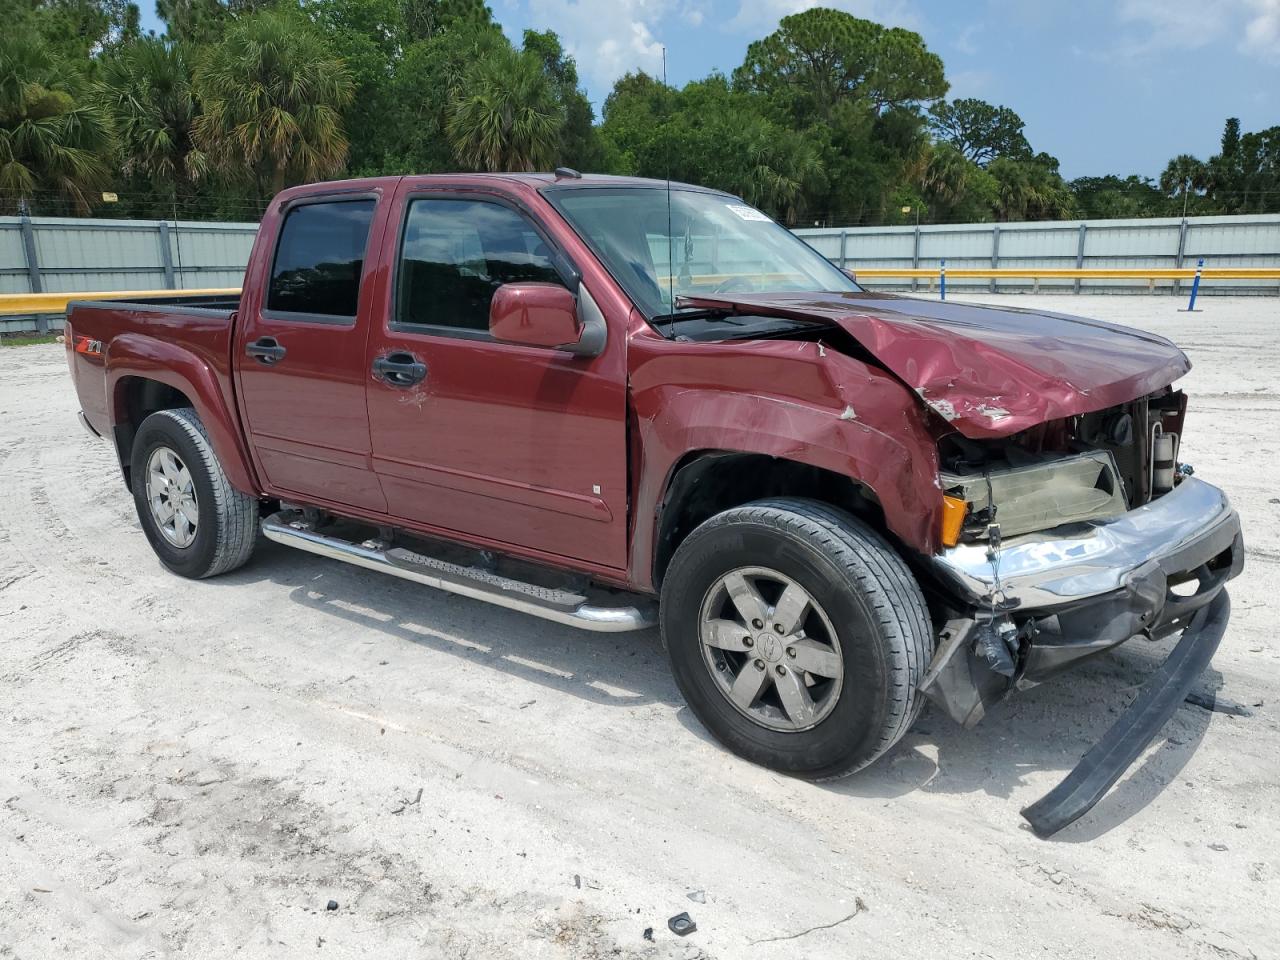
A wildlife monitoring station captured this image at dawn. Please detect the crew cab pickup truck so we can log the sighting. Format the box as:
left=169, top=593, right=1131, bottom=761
left=65, top=173, right=1244, bottom=835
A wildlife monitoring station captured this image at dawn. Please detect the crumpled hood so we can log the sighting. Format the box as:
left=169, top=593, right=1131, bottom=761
left=681, top=291, right=1190, bottom=438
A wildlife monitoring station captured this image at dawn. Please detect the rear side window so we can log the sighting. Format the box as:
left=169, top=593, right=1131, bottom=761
left=396, top=197, right=562, bottom=332
left=267, top=199, right=375, bottom=319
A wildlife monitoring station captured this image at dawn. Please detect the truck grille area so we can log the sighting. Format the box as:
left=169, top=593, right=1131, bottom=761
left=938, top=387, right=1189, bottom=542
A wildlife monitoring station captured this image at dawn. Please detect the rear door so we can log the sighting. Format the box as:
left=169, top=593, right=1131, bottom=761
left=363, top=184, right=629, bottom=570
left=234, top=191, right=388, bottom=512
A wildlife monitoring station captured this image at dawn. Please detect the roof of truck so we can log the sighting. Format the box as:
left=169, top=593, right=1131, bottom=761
left=517, top=172, right=719, bottom=188
left=270, top=173, right=738, bottom=208
left=412, top=172, right=734, bottom=195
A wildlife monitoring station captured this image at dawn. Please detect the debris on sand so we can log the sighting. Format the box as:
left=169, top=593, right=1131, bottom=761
left=1185, top=691, right=1254, bottom=717
left=668, top=912, right=696, bottom=936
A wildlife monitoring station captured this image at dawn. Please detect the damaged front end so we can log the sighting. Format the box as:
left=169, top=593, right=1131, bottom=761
left=919, top=389, right=1243, bottom=728
left=917, top=389, right=1244, bottom=833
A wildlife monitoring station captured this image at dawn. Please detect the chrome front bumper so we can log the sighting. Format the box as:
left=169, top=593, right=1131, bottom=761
left=921, top=478, right=1243, bottom=828
left=930, top=477, right=1242, bottom=617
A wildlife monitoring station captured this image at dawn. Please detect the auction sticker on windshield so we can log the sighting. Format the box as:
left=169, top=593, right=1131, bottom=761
left=726, top=204, right=772, bottom=221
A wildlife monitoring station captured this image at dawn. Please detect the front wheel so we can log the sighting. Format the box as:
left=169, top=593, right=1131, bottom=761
left=660, top=498, right=933, bottom=780
left=130, top=407, right=258, bottom=579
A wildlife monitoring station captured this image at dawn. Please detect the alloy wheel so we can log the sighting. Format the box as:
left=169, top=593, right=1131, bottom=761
left=697, top=566, right=844, bottom=732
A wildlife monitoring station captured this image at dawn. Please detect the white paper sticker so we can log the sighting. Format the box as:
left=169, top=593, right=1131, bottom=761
left=726, top=203, right=771, bottom=222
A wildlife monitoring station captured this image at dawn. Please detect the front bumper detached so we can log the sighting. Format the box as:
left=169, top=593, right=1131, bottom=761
left=918, top=477, right=1244, bottom=836
left=1020, top=590, right=1231, bottom=836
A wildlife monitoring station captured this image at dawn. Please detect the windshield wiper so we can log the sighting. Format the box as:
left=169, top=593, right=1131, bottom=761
left=649, top=305, right=741, bottom=329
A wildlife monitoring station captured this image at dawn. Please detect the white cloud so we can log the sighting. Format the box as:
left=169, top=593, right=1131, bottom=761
left=727, top=0, right=921, bottom=35
left=953, top=23, right=981, bottom=56
left=681, top=2, right=706, bottom=27
left=1241, top=0, right=1280, bottom=59
left=1117, top=0, right=1222, bottom=50
left=1118, top=0, right=1280, bottom=60
left=526, top=0, right=670, bottom=91
left=947, top=68, right=994, bottom=97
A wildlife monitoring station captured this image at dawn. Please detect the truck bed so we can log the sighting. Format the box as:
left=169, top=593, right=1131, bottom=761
left=68, top=292, right=242, bottom=316
left=65, top=293, right=245, bottom=443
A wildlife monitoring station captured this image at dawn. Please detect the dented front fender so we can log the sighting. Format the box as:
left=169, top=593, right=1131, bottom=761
left=627, top=333, right=945, bottom=591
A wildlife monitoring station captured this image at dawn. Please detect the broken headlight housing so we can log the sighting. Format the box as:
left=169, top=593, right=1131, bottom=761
left=941, top=450, right=1128, bottom=542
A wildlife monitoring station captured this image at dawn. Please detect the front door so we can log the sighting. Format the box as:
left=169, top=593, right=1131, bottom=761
left=364, top=187, right=628, bottom=570
left=234, top=194, right=388, bottom=512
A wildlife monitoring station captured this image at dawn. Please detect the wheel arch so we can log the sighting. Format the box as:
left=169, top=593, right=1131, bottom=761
left=650, top=450, right=901, bottom=591
left=106, top=335, right=257, bottom=494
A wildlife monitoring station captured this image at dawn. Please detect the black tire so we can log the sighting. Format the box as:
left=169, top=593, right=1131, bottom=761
left=130, top=407, right=258, bottom=579
left=660, top=497, right=932, bottom=780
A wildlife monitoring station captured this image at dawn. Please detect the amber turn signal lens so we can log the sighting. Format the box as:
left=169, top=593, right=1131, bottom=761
left=940, top=495, right=967, bottom=547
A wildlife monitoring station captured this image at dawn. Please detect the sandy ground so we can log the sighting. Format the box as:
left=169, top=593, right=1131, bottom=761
left=1, top=294, right=1277, bottom=959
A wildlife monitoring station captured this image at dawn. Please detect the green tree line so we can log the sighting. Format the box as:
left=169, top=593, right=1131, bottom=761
left=4, top=0, right=1278, bottom=224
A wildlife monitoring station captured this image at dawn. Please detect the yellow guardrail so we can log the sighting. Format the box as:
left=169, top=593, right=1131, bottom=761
left=1, top=267, right=1277, bottom=319
left=851, top=267, right=1280, bottom=280
left=0, top=288, right=240, bottom=317
left=660, top=268, right=1280, bottom=284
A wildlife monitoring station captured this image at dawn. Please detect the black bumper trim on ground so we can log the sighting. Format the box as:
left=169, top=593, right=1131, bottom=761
left=1020, top=589, right=1231, bottom=838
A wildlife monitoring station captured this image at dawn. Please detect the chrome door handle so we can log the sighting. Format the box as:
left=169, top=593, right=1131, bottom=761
left=372, top=352, right=427, bottom=387
left=246, top=337, right=286, bottom=364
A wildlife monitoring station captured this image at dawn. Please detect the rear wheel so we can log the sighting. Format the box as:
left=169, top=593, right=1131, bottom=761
left=660, top=498, right=932, bottom=780
left=130, top=407, right=257, bottom=579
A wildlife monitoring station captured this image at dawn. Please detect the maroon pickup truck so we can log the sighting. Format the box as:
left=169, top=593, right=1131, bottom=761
left=65, top=173, right=1243, bottom=834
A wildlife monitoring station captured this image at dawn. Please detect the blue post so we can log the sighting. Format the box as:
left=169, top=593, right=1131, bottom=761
left=940, top=259, right=947, bottom=301
left=1182, top=257, right=1204, bottom=312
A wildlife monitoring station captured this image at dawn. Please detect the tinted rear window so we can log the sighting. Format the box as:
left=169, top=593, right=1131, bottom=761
left=267, top=200, right=375, bottom=319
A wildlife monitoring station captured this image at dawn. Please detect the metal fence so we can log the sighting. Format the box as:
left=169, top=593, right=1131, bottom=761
left=4, top=211, right=1280, bottom=334
left=1, top=214, right=258, bottom=333
left=795, top=213, right=1280, bottom=295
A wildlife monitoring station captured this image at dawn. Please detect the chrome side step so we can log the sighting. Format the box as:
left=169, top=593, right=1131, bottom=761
left=261, top=511, right=657, bottom=633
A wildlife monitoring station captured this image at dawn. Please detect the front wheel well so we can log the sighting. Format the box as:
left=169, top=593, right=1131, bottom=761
left=652, top=452, right=897, bottom=589
left=113, top=377, right=195, bottom=487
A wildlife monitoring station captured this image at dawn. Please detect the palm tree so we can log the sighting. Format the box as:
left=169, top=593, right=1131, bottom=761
left=194, top=9, right=354, bottom=199
left=447, top=45, right=561, bottom=172
left=742, top=125, right=825, bottom=223
left=988, top=157, right=1075, bottom=222
left=100, top=38, right=205, bottom=194
left=1159, top=154, right=1206, bottom=217
left=920, top=142, right=971, bottom=215
left=0, top=31, right=113, bottom=215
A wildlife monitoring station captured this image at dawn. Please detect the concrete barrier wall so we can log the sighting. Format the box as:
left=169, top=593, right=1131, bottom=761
left=794, top=214, right=1280, bottom=295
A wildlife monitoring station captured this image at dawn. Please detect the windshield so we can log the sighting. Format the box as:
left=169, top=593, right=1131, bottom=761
left=545, top=187, right=859, bottom=319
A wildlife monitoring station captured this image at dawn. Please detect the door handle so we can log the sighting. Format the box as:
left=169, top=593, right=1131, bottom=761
left=246, top=337, right=287, bottom=364
left=373, top=352, right=427, bottom=387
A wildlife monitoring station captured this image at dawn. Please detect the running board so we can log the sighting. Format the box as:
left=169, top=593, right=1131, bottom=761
left=261, top=512, right=657, bottom=633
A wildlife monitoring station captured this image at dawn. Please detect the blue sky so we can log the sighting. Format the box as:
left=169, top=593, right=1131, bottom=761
left=140, top=0, right=1280, bottom=179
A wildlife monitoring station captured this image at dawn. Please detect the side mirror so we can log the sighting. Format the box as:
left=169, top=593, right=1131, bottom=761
left=489, top=283, right=582, bottom=350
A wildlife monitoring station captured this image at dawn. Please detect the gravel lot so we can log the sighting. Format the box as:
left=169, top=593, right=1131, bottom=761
left=1, top=294, right=1277, bottom=959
